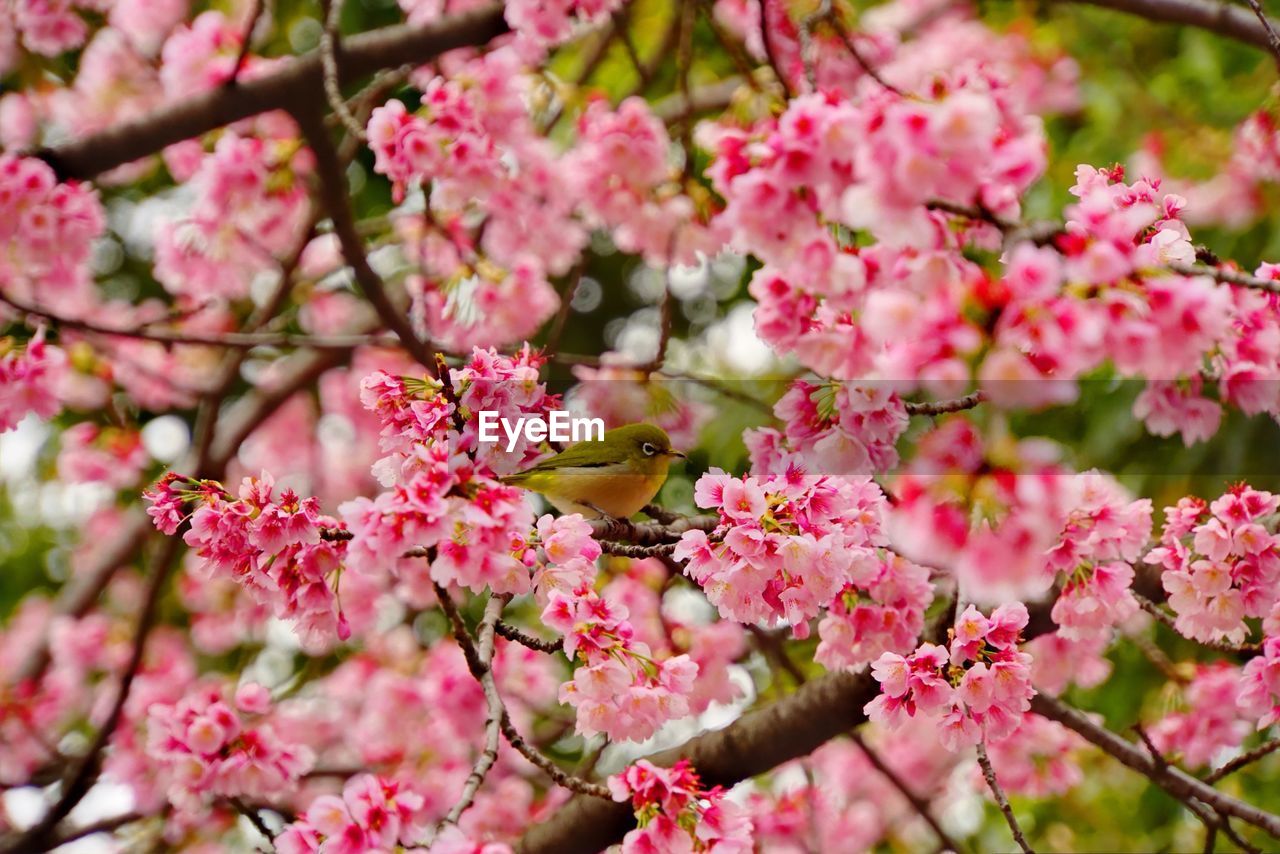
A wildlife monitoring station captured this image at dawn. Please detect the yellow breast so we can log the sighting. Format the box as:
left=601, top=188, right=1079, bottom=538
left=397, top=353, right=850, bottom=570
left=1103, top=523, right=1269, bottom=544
left=538, top=467, right=669, bottom=519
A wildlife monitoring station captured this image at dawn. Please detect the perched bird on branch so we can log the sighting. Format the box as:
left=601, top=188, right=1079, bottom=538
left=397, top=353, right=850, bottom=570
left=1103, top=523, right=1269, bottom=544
left=501, top=423, right=685, bottom=519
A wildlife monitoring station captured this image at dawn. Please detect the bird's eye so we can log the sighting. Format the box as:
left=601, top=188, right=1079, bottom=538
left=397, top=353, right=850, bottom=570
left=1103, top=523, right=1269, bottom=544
left=642, top=442, right=657, bottom=456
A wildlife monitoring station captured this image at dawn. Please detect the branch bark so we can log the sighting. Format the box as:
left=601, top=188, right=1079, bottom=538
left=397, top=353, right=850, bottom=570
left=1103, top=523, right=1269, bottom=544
left=1030, top=693, right=1280, bottom=839
left=1058, top=0, right=1280, bottom=52
left=34, top=4, right=508, bottom=181
left=516, top=567, right=1169, bottom=852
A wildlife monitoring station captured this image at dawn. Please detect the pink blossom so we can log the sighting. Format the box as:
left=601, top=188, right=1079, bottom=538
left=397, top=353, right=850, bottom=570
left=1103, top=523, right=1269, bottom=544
left=610, top=760, right=753, bottom=853
left=0, top=328, right=67, bottom=432
left=867, top=603, right=1034, bottom=749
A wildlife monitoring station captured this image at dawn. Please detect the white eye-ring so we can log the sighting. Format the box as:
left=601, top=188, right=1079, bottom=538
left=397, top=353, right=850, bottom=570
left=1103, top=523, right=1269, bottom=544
left=642, top=442, right=657, bottom=456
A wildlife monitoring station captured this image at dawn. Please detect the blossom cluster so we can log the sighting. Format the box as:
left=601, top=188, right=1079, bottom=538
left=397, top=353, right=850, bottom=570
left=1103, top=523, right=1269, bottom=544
left=601, top=558, right=748, bottom=715
left=144, top=682, right=313, bottom=812
left=675, top=469, right=888, bottom=637
left=533, top=515, right=700, bottom=742
left=1044, top=473, right=1153, bottom=638
left=277, top=774, right=427, bottom=853
left=866, top=603, right=1035, bottom=750
left=748, top=380, right=910, bottom=474
left=56, top=422, right=150, bottom=488
left=814, top=553, right=933, bottom=672
left=568, top=96, right=722, bottom=264
left=982, top=713, right=1084, bottom=797
left=0, top=329, right=66, bottom=433
left=144, top=471, right=355, bottom=651
left=608, top=759, right=753, bottom=853
left=154, top=130, right=313, bottom=302
left=889, top=420, right=1150, bottom=609
left=339, top=347, right=557, bottom=599
left=1148, top=662, right=1251, bottom=767
left=1146, top=485, right=1280, bottom=645
left=0, top=155, right=104, bottom=311
left=1240, top=637, right=1280, bottom=730
left=505, top=0, right=625, bottom=48
left=367, top=47, right=580, bottom=350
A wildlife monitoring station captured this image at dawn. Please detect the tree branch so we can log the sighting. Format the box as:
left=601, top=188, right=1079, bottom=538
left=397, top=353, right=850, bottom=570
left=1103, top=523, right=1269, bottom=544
left=1058, top=0, right=1280, bottom=52
left=977, top=740, right=1035, bottom=853
left=442, top=594, right=508, bottom=826
left=296, top=109, right=440, bottom=371
left=1030, top=693, right=1280, bottom=839
left=1204, top=739, right=1280, bottom=784
left=849, top=729, right=962, bottom=852
left=34, top=4, right=508, bottom=181
left=2, top=534, right=183, bottom=853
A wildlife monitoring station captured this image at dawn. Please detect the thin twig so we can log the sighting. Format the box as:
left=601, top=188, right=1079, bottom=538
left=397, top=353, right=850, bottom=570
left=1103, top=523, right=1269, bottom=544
left=1241, top=0, right=1280, bottom=71
left=434, top=584, right=610, bottom=801
left=1134, top=594, right=1262, bottom=655
left=229, top=0, right=267, bottom=85
left=976, top=741, right=1035, bottom=853
left=819, top=4, right=905, bottom=95
left=295, top=108, right=440, bottom=373
left=850, top=730, right=962, bottom=853
left=0, top=289, right=395, bottom=350
left=904, top=391, right=986, bottom=416
left=1204, top=739, right=1280, bottom=784
left=45, top=811, right=153, bottom=848
left=442, top=594, right=509, bottom=826
left=495, top=621, right=565, bottom=653
left=1031, top=693, right=1280, bottom=839
left=499, top=713, right=613, bottom=800
left=321, top=0, right=367, bottom=140
left=2, top=535, right=183, bottom=853
left=755, top=0, right=795, bottom=98
left=1168, top=261, right=1280, bottom=295
left=228, top=797, right=276, bottom=841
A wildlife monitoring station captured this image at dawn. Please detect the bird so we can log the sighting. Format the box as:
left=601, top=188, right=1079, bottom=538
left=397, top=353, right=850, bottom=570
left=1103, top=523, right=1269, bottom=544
left=500, top=423, right=686, bottom=519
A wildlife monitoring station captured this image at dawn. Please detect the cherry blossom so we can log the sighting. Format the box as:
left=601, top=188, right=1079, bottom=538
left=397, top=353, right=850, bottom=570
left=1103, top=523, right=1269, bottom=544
left=608, top=759, right=753, bottom=853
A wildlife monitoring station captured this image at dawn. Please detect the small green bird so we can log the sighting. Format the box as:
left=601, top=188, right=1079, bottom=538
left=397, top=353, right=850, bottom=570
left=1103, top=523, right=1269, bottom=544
left=501, top=423, right=686, bottom=519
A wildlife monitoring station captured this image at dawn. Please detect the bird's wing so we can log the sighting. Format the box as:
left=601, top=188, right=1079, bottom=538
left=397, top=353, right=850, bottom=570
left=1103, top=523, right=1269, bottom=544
left=502, top=443, right=618, bottom=483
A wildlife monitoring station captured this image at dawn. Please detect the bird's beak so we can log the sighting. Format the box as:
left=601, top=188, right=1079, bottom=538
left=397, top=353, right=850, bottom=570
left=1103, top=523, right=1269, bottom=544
left=670, top=451, right=687, bottom=459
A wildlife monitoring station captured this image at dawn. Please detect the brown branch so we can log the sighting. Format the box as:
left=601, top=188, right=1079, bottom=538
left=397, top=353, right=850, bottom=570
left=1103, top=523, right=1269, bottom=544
left=229, top=0, right=267, bottom=85
left=296, top=109, right=440, bottom=372
left=495, top=621, right=565, bottom=653
left=904, top=391, right=986, bottom=416
left=977, top=740, right=1035, bottom=853
left=228, top=797, right=277, bottom=841
left=442, top=594, right=508, bottom=826
left=45, top=811, right=154, bottom=848
left=807, top=1, right=906, bottom=96
left=587, top=514, right=718, bottom=543
left=1167, top=261, right=1280, bottom=295
left=434, top=584, right=609, bottom=801
left=2, top=534, right=183, bottom=853
left=1058, top=0, right=1280, bottom=52
left=1241, top=0, right=1280, bottom=70
left=1134, top=594, right=1262, bottom=655
left=321, top=0, right=367, bottom=140
left=0, top=288, right=395, bottom=350
left=755, top=0, right=795, bottom=98
left=35, top=4, right=509, bottom=181
left=849, top=730, right=962, bottom=852
left=1204, top=739, right=1280, bottom=784
left=652, top=77, right=745, bottom=123
left=499, top=714, right=613, bottom=800
left=1030, top=693, right=1280, bottom=839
